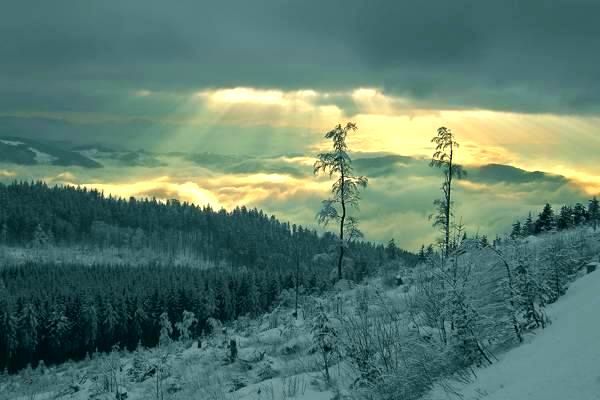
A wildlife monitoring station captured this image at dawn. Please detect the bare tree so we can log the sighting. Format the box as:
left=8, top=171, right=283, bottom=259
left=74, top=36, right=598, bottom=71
left=314, top=122, right=368, bottom=281
left=430, top=127, right=465, bottom=260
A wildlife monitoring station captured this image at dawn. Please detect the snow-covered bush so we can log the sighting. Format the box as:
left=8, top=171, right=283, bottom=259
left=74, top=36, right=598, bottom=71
left=310, top=303, right=338, bottom=383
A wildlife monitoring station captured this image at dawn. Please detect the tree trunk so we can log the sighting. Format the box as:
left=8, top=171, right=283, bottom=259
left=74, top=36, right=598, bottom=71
left=338, top=168, right=346, bottom=281
left=295, top=249, right=300, bottom=319
left=445, top=144, right=453, bottom=259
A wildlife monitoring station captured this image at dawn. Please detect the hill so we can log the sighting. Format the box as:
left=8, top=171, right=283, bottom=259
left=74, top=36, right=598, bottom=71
left=0, top=137, right=102, bottom=168
left=0, top=181, right=416, bottom=271
left=1, top=225, right=598, bottom=399
left=0, top=180, right=417, bottom=373
left=428, top=262, right=600, bottom=400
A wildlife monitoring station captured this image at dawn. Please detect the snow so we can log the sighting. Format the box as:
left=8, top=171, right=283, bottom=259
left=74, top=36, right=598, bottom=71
left=3, top=230, right=599, bottom=400
left=28, top=147, right=58, bottom=164
left=0, top=139, right=25, bottom=146
left=0, top=139, right=57, bottom=164
left=428, top=269, right=600, bottom=400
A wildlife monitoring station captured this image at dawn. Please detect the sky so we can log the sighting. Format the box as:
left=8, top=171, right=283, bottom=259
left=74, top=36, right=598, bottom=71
left=1, top=0, right=600, bottom=250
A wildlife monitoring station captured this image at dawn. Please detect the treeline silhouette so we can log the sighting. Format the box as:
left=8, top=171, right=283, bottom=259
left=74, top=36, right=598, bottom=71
left=510, top=198, right=600, bottom=238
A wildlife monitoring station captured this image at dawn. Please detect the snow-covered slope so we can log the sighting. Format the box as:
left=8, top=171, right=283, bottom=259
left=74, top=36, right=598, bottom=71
left=428, top=269, right=600, bottom=400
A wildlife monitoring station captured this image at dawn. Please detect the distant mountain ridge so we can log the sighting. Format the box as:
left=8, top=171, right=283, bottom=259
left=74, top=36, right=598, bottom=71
left=0, top=136, right=102, bottom=168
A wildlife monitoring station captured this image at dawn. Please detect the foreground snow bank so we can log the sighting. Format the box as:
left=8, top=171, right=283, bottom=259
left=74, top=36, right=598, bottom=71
left=429, top=269, right=600, bottom=400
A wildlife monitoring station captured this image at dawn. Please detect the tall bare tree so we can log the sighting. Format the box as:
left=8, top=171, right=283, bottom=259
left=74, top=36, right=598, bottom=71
left=314, top=122, right=368, bottom=281
left=430, top=127, right=465, bottom=259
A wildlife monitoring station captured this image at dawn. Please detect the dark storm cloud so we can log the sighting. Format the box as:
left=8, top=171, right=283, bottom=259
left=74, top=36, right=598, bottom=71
left=2, top=0, right=600, bottom=122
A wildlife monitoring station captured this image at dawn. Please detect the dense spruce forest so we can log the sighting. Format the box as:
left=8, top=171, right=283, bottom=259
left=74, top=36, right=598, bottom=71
left=0, top=181, right=415, bottom=372
left=1, top=263, right=313, bottom=372
left=0, top=181, right=412, bottom=268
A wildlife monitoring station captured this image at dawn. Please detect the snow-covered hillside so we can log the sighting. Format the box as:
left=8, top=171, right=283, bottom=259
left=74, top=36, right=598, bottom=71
left=1, top=228, right=599, bottom=400
left=428, top=267, right=600, bottom=400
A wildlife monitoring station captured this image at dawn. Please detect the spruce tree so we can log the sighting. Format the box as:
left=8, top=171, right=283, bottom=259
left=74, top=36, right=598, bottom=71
left=0, top=281, right=17, bottom=370
left=573, top=203, right=588, bottom=226
left=480, top=235, right=489, bottom=247
left=418, top=245, right=426, bottom=262
left=540, top=240, right=570, bottom=303
left=510, top=221, right=522, bottom=239
left=18, top=303, right=39, bottom=364
left=103, top=302, right=119, bottom=347
left=514, top=254, right=545, bottom=329
left=159, top=312, right=173, bottom=347
left=46, top=304, right=71, bottom=363
left=385, top=239, right=398, bottom=260
left=556, top=205, right=574, bottom=231
left=311, top=305, right=338, bottom=382
left=535, top=203, right=555, bottom=233
left=175, top=311, right=197, bottom=344
left=522, top=212, right=534, bottom=237
left=588, top=196, right=599, bottom=231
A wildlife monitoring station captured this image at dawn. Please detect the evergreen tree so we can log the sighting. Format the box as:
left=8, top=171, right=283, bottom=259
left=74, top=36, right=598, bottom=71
left=311, top=305, right=338, bottom=382
left=480, top=235, right=489, bottom=247
left=535, top=203, right=555, bottom=233
left=572, top=202, right=588, bottom=226
left=0, top=223, right=8, bottom=244
left=556, top=205, right=574, bottom=231
left=214, top=276, right=234, bottom=321
left=540, top=240, right=571, bottom=303
left=385, top=239, right=398, bottom=260
left=425, top=244, right=435, bottom=261
left=246, top=273, right=259, bottom=317
left=159, top=312, right=173, bottom=347
left=522, top=212, right=534, bottom=237
left=0, top=281, right=17, bottom=370
left=175, top=311, right=197, bottom=344
left=514, top=254, right=545, bottom=329
left=131, top=304, right=148, bottom=347
left=81, top=300, right=98, bottom=349
left=588, top=196, right=600, bottom=231
left=510, top=221, right=522, bottom=240
left=418, top=245, right=426, bottom=262
left=32, top=224, right=50, bottom=248
left=102, top=302, right=119, bottom=348
left=46, top=305, right=71, bottom=362
left=18, top=303, right=39, bottom=365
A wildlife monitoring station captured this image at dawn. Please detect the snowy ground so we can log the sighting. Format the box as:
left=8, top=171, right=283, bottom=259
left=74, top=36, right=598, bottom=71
left=0, top=306, right=349, bottom=400
left=2, top=230, right=599, bottom=400
left=428, top=268, right=600, bottom=400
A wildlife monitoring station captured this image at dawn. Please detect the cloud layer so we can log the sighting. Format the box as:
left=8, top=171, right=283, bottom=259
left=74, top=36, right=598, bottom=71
left=0, top=141, right=589, bottom=249
left=3, top=1, right=600, bottom=116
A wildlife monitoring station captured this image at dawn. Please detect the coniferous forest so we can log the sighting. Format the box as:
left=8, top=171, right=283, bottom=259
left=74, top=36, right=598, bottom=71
left=0, top=181, right=416, bottom=372
left=3, top=2, right=600, bottom=398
